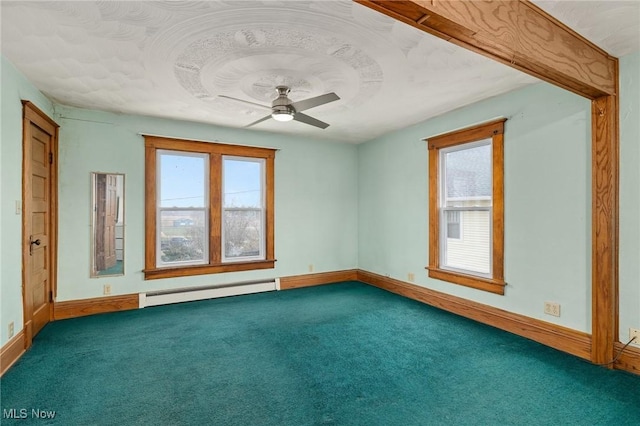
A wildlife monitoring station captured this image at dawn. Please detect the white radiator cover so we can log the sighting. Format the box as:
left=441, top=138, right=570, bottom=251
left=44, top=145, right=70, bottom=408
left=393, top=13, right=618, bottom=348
left=139, top=279, right=280, bottom=308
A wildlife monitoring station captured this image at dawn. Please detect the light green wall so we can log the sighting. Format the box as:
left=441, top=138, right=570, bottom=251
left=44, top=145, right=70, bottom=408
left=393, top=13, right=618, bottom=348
left=53, top=105, right=359, bottom=300
left=1, top=56, right=54, bottom=345
left=619, top=51, right=640, bottom=341
left=358, top=81, right=593, bottom=332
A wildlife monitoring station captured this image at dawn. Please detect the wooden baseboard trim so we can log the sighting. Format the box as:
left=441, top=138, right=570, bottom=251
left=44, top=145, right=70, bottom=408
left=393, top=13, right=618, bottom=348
left=54, top=294, right=139, bottom=320
left=357, top=270, right=591, bottom=360
left=280, top=269, right=358, bottom=290
left=614, top=342, right=640, bottom=375
left=1, top=331, right=25, bottom=377
left=28, top=271, right=640, bottom=376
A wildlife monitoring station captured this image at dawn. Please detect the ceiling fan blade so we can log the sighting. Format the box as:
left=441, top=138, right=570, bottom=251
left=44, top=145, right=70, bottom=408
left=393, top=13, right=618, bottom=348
left=245, top=114, right=273, bottom=127
left=290, top=92, right=340, bottom=112
left=293, top=112, right=330, bottom=129
left=218, top=95, right=271, bottom=110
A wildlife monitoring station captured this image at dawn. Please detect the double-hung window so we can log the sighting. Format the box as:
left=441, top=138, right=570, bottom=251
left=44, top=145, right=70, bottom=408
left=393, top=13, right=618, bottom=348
left=144, top=136, right=275, bottom=280
left=426, top=119, right=506, bottom=294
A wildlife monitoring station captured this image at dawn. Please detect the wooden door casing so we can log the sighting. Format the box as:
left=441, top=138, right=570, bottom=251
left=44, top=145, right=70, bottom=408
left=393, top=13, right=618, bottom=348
left=22, top=101, right=58, bottom=347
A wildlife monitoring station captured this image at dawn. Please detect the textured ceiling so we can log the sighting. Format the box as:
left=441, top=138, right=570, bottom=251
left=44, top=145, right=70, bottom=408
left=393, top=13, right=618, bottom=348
left=532, top=0, right=640, bottom=58
left=2, top=1, right=639, bottom=143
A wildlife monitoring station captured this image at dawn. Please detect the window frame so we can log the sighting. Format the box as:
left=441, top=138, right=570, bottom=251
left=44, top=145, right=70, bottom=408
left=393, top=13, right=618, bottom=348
left=426, top=118, right=506, bottom=294
left=144, top=136, right=276, bottom=280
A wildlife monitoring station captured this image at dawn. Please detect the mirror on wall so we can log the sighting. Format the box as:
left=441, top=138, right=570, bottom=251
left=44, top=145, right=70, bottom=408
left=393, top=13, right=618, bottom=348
left=91, top=173, right=124, bottom=277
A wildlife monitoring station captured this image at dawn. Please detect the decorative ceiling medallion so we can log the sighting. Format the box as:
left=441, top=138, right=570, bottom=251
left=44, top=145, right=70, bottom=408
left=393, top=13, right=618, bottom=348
left=145, top=7, right=387, bottom=116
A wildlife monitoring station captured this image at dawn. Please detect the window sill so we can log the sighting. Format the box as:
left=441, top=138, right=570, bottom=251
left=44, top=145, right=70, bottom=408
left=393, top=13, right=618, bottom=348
left=144, top=259, right=276, bottom=280
left=426, top=267, right=505, bottom=295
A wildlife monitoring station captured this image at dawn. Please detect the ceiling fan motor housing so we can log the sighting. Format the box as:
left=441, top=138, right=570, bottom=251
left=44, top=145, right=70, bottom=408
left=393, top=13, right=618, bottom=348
left=272, top=86, right=295, bottom=117
left=271, top=86, right=295, bottom=114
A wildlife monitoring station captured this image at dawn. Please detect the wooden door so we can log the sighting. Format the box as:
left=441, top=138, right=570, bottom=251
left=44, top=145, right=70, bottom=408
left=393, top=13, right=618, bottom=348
left=95, top=174, right=106, bottom=271
left=94, top=174, right=117, bottom=271
left=22, top=101, right=58, bottom=346
left=104, top=174, right=118, bottom=268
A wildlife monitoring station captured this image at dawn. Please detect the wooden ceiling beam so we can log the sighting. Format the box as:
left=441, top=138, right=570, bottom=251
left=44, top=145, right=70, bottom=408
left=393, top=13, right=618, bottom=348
left=354, top=0, right=617, bottom=99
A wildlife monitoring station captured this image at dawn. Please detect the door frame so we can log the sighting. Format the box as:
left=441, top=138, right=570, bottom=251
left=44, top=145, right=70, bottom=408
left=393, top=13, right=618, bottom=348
left=21, top=100, right=59, bottom=349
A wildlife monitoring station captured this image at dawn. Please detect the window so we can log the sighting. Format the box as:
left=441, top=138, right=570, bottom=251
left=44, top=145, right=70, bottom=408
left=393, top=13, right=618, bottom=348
left=144, top=136, right=275, bottom=279
left=446, top=210, right=461, bottom=240
left=426, top=119, right=505, bottom=294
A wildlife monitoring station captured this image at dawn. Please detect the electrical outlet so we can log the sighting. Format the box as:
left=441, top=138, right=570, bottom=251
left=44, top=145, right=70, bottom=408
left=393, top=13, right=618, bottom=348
left=8, top=322, right=14, bottom=338
left=544, top=301, right=561, bottom=317
left=407, top=273, right=415, bottom=282
left=630, top=328, right=640, bottom=346
left=103, top=284, right=112, bottom=296
left=308, top=264, right=314, bottom=273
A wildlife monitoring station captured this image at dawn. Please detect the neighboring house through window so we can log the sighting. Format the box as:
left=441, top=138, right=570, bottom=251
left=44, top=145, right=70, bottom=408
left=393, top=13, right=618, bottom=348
left=426, top=118, right=506, bottom=294
left=144, top=136, right=276, bottom=280
left=446, top=210, right=461, bottom=240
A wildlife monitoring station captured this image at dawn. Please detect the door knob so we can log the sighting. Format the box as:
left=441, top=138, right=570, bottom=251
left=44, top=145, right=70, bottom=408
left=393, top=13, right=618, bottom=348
left=29, top=236, right=41, bottom=255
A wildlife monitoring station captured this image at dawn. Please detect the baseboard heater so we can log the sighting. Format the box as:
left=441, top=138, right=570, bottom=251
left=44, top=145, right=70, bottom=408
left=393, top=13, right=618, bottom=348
left=139, top=278, right=280, bottom=308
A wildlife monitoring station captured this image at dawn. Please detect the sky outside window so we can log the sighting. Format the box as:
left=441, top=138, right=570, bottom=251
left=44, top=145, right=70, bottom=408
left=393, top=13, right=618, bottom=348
left=159, top=152, right=207, bottom=208
left=223, top=158, right=262, bottom=208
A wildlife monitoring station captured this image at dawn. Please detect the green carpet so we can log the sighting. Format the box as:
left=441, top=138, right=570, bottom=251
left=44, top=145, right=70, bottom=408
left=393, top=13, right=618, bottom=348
left=97, top=260, right=123, bottom=276
left=1, top=282, right=639, bottom=425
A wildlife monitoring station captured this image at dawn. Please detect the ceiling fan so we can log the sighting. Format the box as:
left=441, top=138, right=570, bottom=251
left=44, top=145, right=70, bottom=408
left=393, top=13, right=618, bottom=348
left=219, top=86, right=340, bottom=129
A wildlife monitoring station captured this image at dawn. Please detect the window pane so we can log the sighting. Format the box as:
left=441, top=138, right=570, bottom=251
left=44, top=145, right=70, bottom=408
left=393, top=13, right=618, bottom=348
left=444, top=142, right=491, bottom=207
left=159, top=152, right=207, bottom=208
left=159, top=210, right=207, bottom=264
left=223, top=209, right=262, bottom=259
left=223, top=158, right=263, bottom=208
left=223, top=157, right=264, bottom=262
left=446, top=210, right=461, bottom=239
left=443, top=209, right=490, bottom=274
left=440, top=141, right=492, bottom=277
